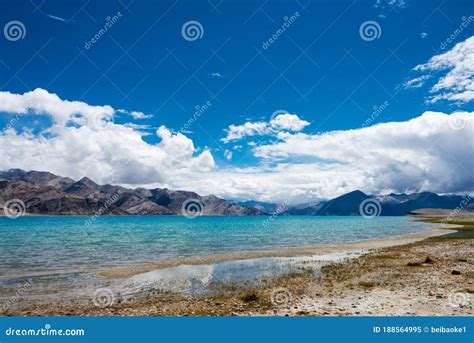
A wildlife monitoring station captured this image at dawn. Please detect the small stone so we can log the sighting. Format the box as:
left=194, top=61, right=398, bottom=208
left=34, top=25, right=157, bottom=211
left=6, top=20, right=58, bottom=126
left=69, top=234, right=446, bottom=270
left=451, top=270, right=462, bottom=275
left=424, top=256, right=434, bottom=264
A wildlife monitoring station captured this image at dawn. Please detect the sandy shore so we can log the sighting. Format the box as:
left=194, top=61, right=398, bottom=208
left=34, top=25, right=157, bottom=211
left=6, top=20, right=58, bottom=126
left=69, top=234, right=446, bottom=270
left=101, top=227, right=454, bottom=278
left=2, top=216, right=473, bottom=316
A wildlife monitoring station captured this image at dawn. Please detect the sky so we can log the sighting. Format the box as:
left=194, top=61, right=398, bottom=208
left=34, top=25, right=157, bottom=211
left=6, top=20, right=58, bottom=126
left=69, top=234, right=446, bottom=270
left=0, top=0, right=473, bottom=203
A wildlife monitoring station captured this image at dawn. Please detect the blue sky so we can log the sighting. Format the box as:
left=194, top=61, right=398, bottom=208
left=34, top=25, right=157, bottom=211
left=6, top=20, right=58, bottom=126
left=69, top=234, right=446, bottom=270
left=0, top=0, right=473, bottom=202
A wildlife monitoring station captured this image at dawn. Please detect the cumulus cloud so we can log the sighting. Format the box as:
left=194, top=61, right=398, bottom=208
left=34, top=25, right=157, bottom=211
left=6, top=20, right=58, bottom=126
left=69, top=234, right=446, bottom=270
left=406, top=36, right=474, bottom=103
left=184, top=111, right=473, bottom=203
left=221, top=121, right=269, bottom=143
left=117, top=109, right=153, bottom=119
left=269, top=113, right=310, bottom=131
left=0, top=88, right=114, bottom=129
left=0, top=89, right=214, bottom=186
left=0, top=89, right=472, bottom=203
left=129, top=111, right=153, bottom=119
left=221, top=113, right=309, bottom=143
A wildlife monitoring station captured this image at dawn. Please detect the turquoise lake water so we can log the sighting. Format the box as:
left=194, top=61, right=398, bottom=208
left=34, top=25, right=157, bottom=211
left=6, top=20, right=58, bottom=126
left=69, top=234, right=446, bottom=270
left=0, top=216, right=436, bottom=306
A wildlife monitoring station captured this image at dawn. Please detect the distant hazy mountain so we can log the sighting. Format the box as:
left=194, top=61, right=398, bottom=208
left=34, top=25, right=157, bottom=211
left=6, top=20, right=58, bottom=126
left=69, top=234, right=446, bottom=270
left=234, top=200, right=279, bottom=214
left=0, top=169, right=472, bottom=216
left=0, top=169, right=262, bottom=216
left=286, top=190, right=473, bottom=216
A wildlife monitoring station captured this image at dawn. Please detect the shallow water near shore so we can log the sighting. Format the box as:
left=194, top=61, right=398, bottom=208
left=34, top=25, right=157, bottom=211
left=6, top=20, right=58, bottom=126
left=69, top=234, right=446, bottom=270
left=0, top=216, right=437, bottom=308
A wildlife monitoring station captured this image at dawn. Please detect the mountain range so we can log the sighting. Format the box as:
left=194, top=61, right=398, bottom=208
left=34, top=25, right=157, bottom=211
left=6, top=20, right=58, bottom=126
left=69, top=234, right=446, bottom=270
left=0, top=169, right=472, bottom=216
left=0, top=169, right=261, bottom=216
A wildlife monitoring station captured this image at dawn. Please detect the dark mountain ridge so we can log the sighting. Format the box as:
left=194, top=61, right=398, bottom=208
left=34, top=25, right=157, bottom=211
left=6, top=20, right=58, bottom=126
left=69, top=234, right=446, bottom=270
left=0, top=169, right=262, bottom=216
left=0, top=169, right=472, bottom=216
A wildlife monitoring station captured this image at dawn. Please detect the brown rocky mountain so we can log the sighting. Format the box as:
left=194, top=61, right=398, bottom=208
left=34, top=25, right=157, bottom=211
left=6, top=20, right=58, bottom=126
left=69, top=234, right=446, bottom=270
left=0, top=169, right=262, bottom=216
left=1, top=169, right=472, bottom=217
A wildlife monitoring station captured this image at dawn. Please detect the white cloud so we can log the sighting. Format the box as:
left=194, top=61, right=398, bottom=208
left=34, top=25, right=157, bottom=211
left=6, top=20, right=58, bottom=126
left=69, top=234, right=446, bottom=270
left=0, top=89, right=472, bottom=203
left=0, top=89, right=214, bottom=186
left=0, top=88, right=114, bottom=129
left=224, top=149, right=233, bottom=160
left=221, top=113, right=309, bottom=143
left=404, top=75, right=430, bottom=88
left=117, top=109, right=153, bottom=119
left=420, top=32, right=429, bottom=39
left=185, top=111, right=473, bottom=203
left=374, top=0, right=407, bottom=10
left=221, top=121, right=269, bottom=143
left=208, top=72, right=223, bottom=78
left=130, top=111, right=153, bottom=119
left=269, top=113, right=310, bottom=131
left=47, top=14, right=68, bottom=23
left=406, top=36, right=474, bottom=103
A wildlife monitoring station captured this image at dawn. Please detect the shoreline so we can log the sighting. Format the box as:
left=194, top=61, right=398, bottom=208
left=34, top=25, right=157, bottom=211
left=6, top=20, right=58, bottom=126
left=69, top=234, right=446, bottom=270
left=3, top=216, right=473, bottom=316
left=101, top=227, right=456, bottom=278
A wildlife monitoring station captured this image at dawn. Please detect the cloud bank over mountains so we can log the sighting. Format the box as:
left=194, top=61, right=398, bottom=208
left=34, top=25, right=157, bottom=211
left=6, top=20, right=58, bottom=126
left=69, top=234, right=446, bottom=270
left=0, top=87, right=471, bottom=203
left=0, top=88, right=214, bottom=188
left=0, top=36, right=473, bottom=203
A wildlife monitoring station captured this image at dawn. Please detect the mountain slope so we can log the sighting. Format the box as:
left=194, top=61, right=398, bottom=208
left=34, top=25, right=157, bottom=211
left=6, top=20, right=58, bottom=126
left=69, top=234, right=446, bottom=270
left=0, top=169, right=471, bottom=216
left=0, top=169, right=262, bottom=216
